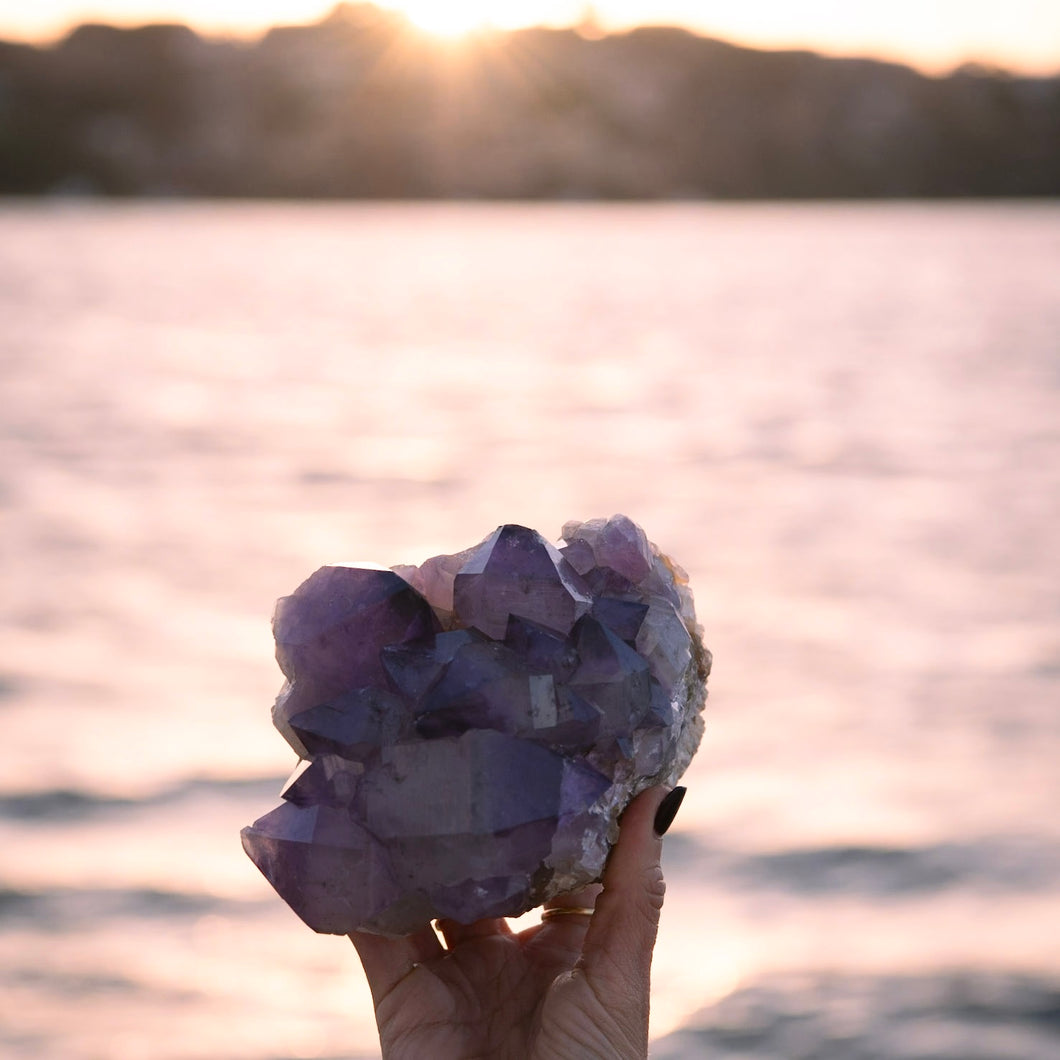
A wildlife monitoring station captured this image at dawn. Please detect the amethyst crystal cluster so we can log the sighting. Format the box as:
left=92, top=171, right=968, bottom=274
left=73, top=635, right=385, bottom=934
left=242, top=516, right=710, bottom=936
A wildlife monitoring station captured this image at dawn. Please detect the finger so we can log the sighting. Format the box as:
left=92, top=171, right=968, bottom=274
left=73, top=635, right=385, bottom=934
left=436, top=916, right=512, bottom=949
left=531, top=882, right=601, bottom=939
left=348, top=925, right=445, bottom=1008
left=519, top=882, right=601, bottom=972
left=538, top=882, right=602, bottom=929
left=578, top=786, right=682, bottom=1026
left=544, top=883, right=603, bottom=914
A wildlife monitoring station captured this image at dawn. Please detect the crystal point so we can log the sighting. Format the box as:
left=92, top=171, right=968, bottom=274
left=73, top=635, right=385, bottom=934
left=244, top=517, right=708, bottom=935
left=271, top=566, right=438, bottom=754
left=453, top=525, right=592, bottom=640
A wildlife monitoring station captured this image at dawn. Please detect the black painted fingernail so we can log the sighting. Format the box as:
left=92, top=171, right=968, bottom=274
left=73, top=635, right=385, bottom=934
left=653, top=786, right=686, bottom=837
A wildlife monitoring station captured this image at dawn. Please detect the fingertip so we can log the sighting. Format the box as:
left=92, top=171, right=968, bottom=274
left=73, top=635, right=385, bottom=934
left=616, top=784, right=673, bottom=845
left=652, top=785, right=687, bottom=837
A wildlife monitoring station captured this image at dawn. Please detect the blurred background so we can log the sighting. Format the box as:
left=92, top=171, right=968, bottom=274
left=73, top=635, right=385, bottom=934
left=1, top=4, right=1059, bottom=1059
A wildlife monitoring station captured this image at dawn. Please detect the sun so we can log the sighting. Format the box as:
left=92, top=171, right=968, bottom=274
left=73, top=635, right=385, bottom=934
left=396, top=1, right=497, bottom=39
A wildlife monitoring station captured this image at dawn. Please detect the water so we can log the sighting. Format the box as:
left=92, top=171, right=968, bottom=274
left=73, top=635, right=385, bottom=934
left=1, top=200, right=1058, bottom=1059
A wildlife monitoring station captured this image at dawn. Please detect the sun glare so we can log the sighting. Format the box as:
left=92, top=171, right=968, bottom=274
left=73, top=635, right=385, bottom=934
left=397, top=1, right=496, bottom=39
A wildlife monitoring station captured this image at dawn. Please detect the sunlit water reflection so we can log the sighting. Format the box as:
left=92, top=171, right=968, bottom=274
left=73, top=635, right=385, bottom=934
left=1, top=201, right=1058, bottom=1058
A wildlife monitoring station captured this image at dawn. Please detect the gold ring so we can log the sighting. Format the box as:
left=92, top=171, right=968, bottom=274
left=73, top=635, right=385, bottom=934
left=541, top=906, right=595, bottom=921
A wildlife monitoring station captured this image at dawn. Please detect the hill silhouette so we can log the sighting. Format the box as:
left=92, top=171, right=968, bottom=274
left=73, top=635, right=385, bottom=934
left=1, top=3, right=1057, bottom=197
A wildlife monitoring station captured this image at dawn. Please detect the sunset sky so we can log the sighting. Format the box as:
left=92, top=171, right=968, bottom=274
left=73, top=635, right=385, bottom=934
left=1, top=0, right=1058, bottom=74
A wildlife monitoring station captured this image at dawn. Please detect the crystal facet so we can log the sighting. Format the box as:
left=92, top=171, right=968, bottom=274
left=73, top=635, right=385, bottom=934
left=242, top=517, right=710, bottom=936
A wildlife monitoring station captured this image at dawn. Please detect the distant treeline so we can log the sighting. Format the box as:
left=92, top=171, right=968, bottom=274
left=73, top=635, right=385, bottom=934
left=1, top=2, right=1058, bottom=198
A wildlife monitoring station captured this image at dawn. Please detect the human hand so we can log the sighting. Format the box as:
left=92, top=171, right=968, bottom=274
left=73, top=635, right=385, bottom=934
left=349, top=784, right=686, bottom=1060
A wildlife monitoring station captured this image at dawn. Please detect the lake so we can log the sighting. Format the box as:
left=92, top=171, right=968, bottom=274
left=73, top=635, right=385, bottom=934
left=1, top=200, right=1058, bottom=1058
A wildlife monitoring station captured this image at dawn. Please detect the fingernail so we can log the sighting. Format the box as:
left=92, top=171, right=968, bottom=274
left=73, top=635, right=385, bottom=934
left=653, top=786, right=686, bottom=837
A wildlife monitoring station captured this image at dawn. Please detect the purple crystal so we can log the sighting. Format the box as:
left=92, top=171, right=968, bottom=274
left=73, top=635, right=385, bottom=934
left=569, top=615, right=652, bottom=738
left=272, top=566, right=438, bottom=755
left=280, top=755, right=363, bottom=808
left=242, top=517, right=709, bottom=936
left=288, top=687, right=409, bottom=758
left=415, top=638, right=537, bottom=738
left=242, top=803, right=400, bottom=934
left=563, top=514, right=654, bottom=584
left=453, top=525, right=592, bottom=640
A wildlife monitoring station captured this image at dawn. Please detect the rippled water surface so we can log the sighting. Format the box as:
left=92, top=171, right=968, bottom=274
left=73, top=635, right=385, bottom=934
left=1, top=201, right=1059, bottom=1058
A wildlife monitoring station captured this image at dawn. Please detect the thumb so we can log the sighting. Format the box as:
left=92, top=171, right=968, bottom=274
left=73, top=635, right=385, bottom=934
left=578, top=785, right=686, bottom=1038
